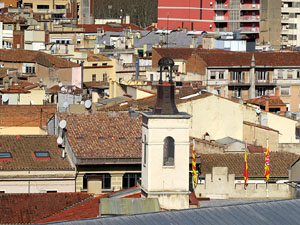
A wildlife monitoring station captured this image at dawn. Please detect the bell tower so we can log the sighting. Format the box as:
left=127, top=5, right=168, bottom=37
left=141, top=57, right=191, bottom=210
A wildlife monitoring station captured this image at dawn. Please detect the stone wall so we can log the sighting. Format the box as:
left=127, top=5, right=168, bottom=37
left=278, top=143, right=300, bottom=155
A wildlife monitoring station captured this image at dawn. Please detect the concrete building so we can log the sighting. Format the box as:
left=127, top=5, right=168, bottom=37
left=281, top=0, right=300, bottom=47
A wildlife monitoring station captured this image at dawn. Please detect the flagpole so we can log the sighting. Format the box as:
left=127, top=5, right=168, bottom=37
left=192, top=138, right=197, bottom=191
left=266, top=138, right=269, bottom=197
left=244, top=139, right=248, bottom=195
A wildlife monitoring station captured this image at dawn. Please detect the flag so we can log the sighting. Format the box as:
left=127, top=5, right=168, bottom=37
left=264, top=140, right=270, bottom=182
left=244, top=141, right=248, bottom=189
left=192, top=139, right=197, bottom=189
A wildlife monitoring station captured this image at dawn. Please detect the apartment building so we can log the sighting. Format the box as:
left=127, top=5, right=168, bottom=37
left=22, top=0, right=71, bottom=19
left=158, top=0, right=280, bottom=46
left=281, top=0, right=300, bottom=47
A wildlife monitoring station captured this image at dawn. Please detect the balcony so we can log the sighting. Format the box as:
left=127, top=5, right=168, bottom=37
left=240, top=16, right=260, bottom=22
left=281, top=16, right=289, bottom=22
left=255, top=80, right=276, bottom=86
left=214, top=4, right=229, bottom=10
left=228, top=80, right=250, bottom=86
left=214, top=16, right=229, bottom=22
left=213, top=27, right=234, bottom=32
left=241, top=4, right=260, bottom=10
left=240, top=27, right=260, bottom=33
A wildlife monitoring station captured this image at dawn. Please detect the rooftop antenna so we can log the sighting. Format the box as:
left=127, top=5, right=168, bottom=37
left=59, top=120, right=67, bottom=129
left=58, top=82, right=63, bottom=87
left=63, top=101, right=69, bottom=109
left=61, top=87, right=66, bottom=93
left=57, top=136, right=63, bottom=145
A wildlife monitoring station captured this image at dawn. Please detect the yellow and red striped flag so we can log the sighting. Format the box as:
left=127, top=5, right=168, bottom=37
left=264, top=139, right=270, bottom=182
left=244, top=140, right=248, bottom=189
left=192, top=139, right=197, bottom=189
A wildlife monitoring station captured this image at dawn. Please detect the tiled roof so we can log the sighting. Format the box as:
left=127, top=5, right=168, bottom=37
left=86, top=52, right=111, bottom=62
left=243, top=121, right=279, bottom=133
left=48, top=85, right=83, bottom=94
left=0, top=105, right=56, bottom=127
left=77, top=24, right=144, bottom=33
left=154, top=47, right=198, bottom=60
left=200, top=152, right=298, bottom=178
left=0, top=135, right=74, bottom=171
left=57, top=112, right=142, bottom=159
left=248, top=145, right=265, bottom=153
left=98, top=87, right=205, bottom=112
left=0, top=14, right=26, bottom=23
left=36, top=194, right=107, bottom=223
left=83, top=81, right=109, bottom=88
left=0, top=192, right=92, bottom=224
left=247, top=96, right=286, bottom=106
left=0, top=82, right=40, bottom=93
left=0, top=49, right=80, bottom=68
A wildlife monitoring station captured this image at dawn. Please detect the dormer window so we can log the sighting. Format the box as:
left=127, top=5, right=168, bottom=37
left=0, top=152, right=12, bottom=161
left=34, top=151, right=50, bottom=160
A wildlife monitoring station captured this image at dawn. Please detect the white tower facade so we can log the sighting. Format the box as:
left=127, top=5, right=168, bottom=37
left=141, top=57, right=191, bottom=210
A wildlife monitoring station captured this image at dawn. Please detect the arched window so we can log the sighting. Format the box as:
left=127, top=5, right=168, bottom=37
left=163, top=136, right=175, bottom=166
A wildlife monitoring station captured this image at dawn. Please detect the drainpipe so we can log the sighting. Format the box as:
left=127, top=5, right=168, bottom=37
left=135, top=57, right=139, bottom=80
left=80, top=61, right=84, bottom=89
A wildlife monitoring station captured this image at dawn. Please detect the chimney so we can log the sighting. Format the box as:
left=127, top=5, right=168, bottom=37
left=265, top=97, right=269, bottom=112
left=153, top=57, right=179, bottom=115
left=87, top=174, right=102, bottom=194
left=275, top=88, right=280, bottom=97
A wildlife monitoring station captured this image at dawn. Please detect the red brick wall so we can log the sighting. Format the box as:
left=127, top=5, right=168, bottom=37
left=0, top=105, right=57, bottom=127
left=13, top=30, right=24, bottom=49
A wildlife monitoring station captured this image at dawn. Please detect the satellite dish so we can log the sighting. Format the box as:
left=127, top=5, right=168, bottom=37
left=2, top=94, right=8, bottom=102
left=30, top=100, right=34, bottom=105
left=256, top=107, right=261, bottom=115
left=85, top=100, right=92, bottom=109
left=58, top=82, right=63, bottom=87
left=61, top=87, right=66, bottom=93
left=63, top=101, right=69, bottom=108
left=59, top=120, right=67, bottom=129
left=80, top=101, right=84, bottom=104
left=57, top=136, right=63, bottom=145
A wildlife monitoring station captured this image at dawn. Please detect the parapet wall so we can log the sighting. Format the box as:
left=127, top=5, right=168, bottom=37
left=195, top=167, right=291, bottom=199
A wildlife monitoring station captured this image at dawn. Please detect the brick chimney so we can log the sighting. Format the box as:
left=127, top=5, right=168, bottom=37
left=275, top=88, right=280, bottom=97
left=265, top=97, right=269, bottom=112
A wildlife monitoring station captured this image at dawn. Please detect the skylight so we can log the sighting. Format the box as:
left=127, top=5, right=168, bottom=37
left=0, top=152, right=12, bottom=158
left=34, top=151, right=50, bottom=158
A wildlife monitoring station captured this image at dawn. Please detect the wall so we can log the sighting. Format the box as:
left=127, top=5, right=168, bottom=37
left=278, top=143, right=300, bottom=155
left=72, top=66, right=82, bottom=87
left=243, top=122, right=279, bottom=151
left=19, top=89, right=46, bottom=105
left=195, top=167, right=291, bottom=199
left=0, top=127, right=47, bottom=135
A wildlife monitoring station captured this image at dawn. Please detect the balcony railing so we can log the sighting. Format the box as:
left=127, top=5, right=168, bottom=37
left=241, top=4, right=260, bottom=9
left=214, top=16, right=229, bottom=21
left=213, top=27, right=234, bottom=32
left=240, top=16, right=260, bottom=21
left=229, top=80, right=249, bottom=85
left=214, top=4, right=229, bottom=10
left=240, top=27, right=260, bottom=33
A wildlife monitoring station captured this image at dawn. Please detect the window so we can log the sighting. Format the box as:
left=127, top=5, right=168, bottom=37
left=230, top=71, right=245, bottom=82
left=210, top=71, right=216, bottom=80
left=219, top=72, right=224, bottom=79
left=7, top=25, right=12, bottom=30
left=288, top=70, right=293, bottom=79
left=256, top=87, right=266, bottom=97
left=92, top=74, right=96, bottom=81
left=46, top=190, right=57, bottom=193
left=286, top=103, right=290, bottom=112
left=24, top=3, right=33, bottom=8
left=256, top=71, right=269, bottom=81
left=0, top=152, right=12, bottom=161
left=37, top=5, right=49, bottom=9
left=102, top=63, right=108, bottom=66
left=163, top=136, right=175, bottom=166
left=278, top=70, right=283, bottom=79
left=26, top=65, right=35, bottom=74
left=103, top=73, right=107, bottom=81
left=297, top=71, right=300, bottom=79
left=122, top=173, right=141, bottom=189
left=92, top=63, right=98, bottom=67
left=281, top=86, right=290, bottom=96
left=56, top=5, right=66, bottom=9
left=143, top=135, right=147, bottom=165
left=83, top=173, right=111, bottom=190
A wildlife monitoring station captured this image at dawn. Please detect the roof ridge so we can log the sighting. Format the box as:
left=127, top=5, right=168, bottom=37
left=35, top=194, right=94, bottom=222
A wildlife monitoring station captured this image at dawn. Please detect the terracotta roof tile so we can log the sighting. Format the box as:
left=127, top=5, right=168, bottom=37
left=0, top=105, right=56, bottom=127
left=200, top=152, right=298, bottom=178
left=248, top=145, right=265, bottom=153
left=0, top=192, right=92, bottom=224
left=57, top=112, right=142, bottom=159
left=36, top=195, right=107, bottom=223
left=0, top=49, right=80, bottom=68
left=0, top=135, right=74, bottom=171
left=247, top=96, right=286, bottom=106
left=77, top=24, right=144, bottom=33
